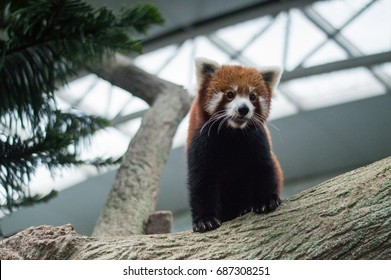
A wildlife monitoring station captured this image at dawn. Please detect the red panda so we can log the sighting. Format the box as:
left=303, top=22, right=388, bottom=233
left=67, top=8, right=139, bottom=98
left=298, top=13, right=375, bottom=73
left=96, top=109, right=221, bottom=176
left=186, top=58, right=283, bottom=233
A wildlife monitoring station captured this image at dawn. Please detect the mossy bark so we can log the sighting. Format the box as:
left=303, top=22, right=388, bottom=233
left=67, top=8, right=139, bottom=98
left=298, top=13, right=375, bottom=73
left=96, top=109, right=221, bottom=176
left=1, top=157, right=390, bottom=259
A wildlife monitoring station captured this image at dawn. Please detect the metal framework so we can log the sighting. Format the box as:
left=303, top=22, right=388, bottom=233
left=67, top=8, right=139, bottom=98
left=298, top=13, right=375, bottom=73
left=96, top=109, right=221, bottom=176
left=58, top=0, right=391, bottom=141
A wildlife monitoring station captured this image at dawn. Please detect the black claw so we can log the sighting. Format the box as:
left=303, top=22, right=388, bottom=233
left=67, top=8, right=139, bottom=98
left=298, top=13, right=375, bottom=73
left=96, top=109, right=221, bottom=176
left=269, top=200, right=277, bottom=210
left=193, top=217, right=222, bottom=233
left=240, top=207, right=252, bottom=216
left=253, top=194, right=281, bottom=214
left=213, top=217, right=222, bottom=227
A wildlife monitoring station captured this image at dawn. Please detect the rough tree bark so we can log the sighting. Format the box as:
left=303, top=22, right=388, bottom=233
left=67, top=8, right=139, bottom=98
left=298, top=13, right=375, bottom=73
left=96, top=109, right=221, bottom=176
left=1, top=157, right=390, bottom=260
left=91, top=54, right=192, bottom=237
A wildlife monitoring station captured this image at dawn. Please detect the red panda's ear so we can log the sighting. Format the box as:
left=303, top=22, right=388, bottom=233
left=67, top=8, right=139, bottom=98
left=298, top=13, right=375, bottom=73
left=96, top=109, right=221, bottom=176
left=195, top=57, right=220, bottom=86
left=258, top=66, right=282, bottom=98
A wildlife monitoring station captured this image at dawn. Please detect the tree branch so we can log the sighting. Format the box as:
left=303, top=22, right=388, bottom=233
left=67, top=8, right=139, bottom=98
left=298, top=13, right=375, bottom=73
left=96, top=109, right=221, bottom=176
left=90, top=54, right=192, bottom=237
left=1, top=157, right=390, bottom=259
left=92, top=54, right=175, bottom=106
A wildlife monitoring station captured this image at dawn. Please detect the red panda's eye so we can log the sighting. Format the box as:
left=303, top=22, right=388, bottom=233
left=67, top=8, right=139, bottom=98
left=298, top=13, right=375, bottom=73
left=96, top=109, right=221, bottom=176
left=250, top=93, right=257, bottom=101
left=227, top=91, right=235, bottom=99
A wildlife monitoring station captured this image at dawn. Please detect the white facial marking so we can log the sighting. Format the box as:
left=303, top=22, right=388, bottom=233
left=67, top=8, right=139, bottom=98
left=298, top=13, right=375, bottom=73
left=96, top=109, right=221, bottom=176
left=226, top=96, right=254, bottom=117
left=228, top=119, right=247, bottom=129
left=225, top=96, right=254, bottom=129
left=248, top=86, right=256, bottom=93
left=259, top=96, right=269, bottom=119
left=232, top=84, right=239, bottom=92
left=205, top=92, right=223, bottom=114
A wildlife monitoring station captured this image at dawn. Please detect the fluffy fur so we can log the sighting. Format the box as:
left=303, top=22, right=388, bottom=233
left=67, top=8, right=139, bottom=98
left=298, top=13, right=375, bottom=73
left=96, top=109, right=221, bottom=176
left=186, top=58, right=283, bottom=232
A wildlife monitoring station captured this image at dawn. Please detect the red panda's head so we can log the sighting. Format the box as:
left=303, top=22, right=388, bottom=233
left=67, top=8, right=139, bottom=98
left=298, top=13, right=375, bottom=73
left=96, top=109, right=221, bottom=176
left=195, top=58, right=282, bottom=129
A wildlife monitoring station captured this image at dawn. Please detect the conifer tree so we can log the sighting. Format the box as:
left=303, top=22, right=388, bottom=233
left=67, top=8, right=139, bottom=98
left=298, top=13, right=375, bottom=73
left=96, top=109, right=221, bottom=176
left=0, top=0, right=163, bottom=213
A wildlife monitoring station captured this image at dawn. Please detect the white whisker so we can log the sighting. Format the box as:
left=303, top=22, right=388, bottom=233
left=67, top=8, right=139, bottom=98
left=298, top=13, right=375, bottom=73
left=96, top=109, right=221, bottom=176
left=253, top=112, right=280, bottom=131
left=200, top=111, right=227, bottom=136
left=266, top=120, right=280, bottom=132
left=250, top=118, right=260, bottom=130
left=208, top=115, right=224, bottom=136
left=217, top=115, right=231, bottom=134
left=252, top=112, right=266, bottom=133
left=200, top=112, right=224, bottom=132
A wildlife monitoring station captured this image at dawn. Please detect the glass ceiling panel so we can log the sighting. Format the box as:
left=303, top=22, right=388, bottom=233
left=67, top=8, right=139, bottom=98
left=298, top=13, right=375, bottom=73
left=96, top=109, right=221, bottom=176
left=115, top=117, right=143, bottom=138
left=312, top=0, right=374, bottom=29
left=280, top=67, right=386, bottom=110
left=81, top=127, right=130, bottom=160
left=341, top=0, right=391, bottom=55
left=242, top=13, right=285, bottom=67
left=158, top=40, right=194, bottom=87
left=191, top=36, right=231, bottom=66
left=30, top=167, right=88, bottom=195
left=303, top=41, right=348, bottom=67
left=59, top=74, right=149, bottom=118
left=73, top=78, right=114, bottom=116
left=215, top=16, right=273, bottom=51
left=135, top=44, right=179, bottom=74
left=29, top=126, right=130, bottom=194
left=373, top=62, right=391, bottom=81
left=111, top=94, right=149, bottom=118
left=284, top=9, right=328, bottom=70
left=269, top=92, right=299, bottom=120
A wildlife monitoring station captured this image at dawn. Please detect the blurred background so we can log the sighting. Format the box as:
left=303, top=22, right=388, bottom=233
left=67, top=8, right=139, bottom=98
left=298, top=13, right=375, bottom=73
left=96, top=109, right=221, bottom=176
left=1, top=0, right=390, bottom=235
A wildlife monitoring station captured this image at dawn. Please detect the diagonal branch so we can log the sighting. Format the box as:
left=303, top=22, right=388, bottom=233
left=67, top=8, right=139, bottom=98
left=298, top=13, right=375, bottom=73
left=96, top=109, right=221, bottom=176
left=91, top=54, right=175, bottom=106
left=90, top=54, right=192, bottom=237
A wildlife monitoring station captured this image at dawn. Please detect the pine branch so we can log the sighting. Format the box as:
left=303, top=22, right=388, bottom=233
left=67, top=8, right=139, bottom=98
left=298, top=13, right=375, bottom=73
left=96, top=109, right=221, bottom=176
left=0, top=110, right=120, bottom=212
left=0, top=0, right=163, bottom=212
left=0, top=110, right=116, bottom=173
left=1, top=190, right=58, bottom=213
left=0, top=0, right=164, bottom=126
left=120, top=4, right=164, bottom=34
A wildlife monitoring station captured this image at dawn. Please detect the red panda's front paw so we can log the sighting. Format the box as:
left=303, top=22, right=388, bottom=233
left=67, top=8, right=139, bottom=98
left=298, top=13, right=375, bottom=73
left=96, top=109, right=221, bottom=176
left=240, top=207, right=252, bottom=216
left=253, top=195, right=281, bottom=214
left=193, top=217, right=222, bottom=232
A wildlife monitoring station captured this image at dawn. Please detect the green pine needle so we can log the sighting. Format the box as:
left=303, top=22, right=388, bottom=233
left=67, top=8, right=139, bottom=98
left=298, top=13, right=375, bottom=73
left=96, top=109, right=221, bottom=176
left=0, top=0, right=163, bottom=124
left=0, top=0, right=163, bottom=212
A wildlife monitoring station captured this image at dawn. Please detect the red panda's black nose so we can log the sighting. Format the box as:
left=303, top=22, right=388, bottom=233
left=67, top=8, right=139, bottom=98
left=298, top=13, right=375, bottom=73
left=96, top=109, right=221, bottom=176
left=238, top=105, right=249, bottom=116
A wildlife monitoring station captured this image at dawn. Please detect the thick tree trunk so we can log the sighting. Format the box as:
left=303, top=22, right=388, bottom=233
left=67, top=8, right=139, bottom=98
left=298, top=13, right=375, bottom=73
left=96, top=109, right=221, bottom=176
left=1, top=157, right=390, bottom=260
left=91, top=55, right=192, bottom=237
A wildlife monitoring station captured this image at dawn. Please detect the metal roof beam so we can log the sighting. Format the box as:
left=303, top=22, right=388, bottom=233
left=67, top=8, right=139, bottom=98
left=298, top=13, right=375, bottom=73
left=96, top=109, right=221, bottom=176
left=281, top=51, right=391, bottom=82
left=207, top=34, right=255, bottom=66
left=111, top=109, right=148, bottom=126
left=207, top=18, right=276, bottom=65
left=141, top=0, right=317, bottom=53
left=297, top=0, right=378, bottom=67
left=301, top=5, right=391, bottom=92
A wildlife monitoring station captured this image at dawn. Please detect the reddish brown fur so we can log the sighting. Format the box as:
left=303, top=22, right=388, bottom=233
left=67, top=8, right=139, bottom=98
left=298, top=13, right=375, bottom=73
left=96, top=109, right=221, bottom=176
left=187, top=65, right=271, bottom=146
left=187, top=64, right=283, bottom=195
